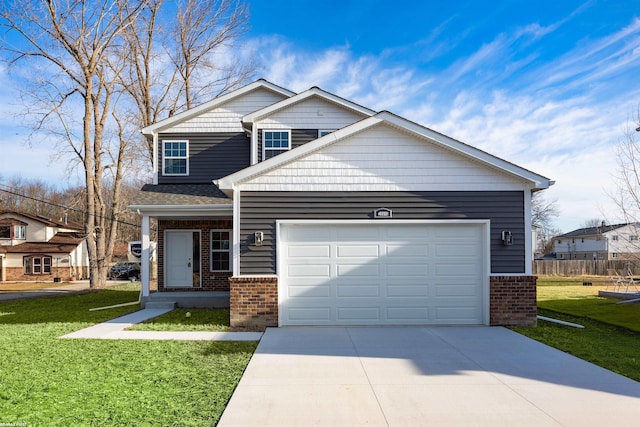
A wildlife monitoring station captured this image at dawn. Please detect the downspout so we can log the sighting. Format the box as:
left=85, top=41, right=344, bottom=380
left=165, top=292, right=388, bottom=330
left=524, top=188, right=533, bottom=275
left=233, top=187, right=241, bottom=276
left=152, top=132, right=159, bottom=185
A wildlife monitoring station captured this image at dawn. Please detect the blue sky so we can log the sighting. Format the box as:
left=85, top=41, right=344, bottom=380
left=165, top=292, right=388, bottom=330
left=2, top=0, right=640, bottom=233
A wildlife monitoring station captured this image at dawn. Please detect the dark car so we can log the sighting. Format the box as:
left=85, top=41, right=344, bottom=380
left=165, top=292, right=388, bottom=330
left=108, top=262, right=141, bottom=280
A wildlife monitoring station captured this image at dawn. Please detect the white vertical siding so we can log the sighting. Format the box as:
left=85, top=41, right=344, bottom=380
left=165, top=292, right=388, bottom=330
left=239, top=124, right=528, bottom=192
left=164, top=88, right=288, bottom=133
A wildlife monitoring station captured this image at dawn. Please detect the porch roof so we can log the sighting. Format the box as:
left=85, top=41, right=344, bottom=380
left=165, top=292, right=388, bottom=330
left=130, top=184, right=231, bottom=207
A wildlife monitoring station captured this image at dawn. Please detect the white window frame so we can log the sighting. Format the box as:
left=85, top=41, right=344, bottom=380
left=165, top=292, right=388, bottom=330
left=210, top=229, right=232, bottom=272
left=162, top=140, right=189, bottom=176
left=262, top=130, right=291, bottom=160
left=318, top=129, right=334, bottom=137
left=14, top=225, right=26, bottom=240
left=24, top=255, right=52, bottom=275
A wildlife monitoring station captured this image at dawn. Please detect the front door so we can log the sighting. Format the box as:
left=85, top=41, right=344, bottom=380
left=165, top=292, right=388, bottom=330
left=165, top=230, right=200, bottom=287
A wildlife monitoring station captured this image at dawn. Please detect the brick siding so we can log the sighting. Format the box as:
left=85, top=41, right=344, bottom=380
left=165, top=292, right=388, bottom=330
left=3, top=266, right=75, bottom=282
left=157, top=218, right=232, bottom=292
left=229, top=276, right=278, bottom=331
left=489, top=275, right=537, bottom=326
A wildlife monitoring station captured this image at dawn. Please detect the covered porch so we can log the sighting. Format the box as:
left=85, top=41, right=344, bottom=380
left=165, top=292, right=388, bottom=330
left=129, top=184, right=233, bottom=308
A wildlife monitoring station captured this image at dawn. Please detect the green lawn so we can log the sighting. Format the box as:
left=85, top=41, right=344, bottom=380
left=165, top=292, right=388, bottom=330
left=512, top=276, right=640, bottom=382
left=0, top=285, right=256, bottom=426
left=130, top=308, right=231, bottom=332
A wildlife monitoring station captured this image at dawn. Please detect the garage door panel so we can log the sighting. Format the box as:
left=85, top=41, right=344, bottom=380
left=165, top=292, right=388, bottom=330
left=336, top=264, right=380, bottom=276
left=287, top=285, right=330, bottom=298
left=287, top=307, right=331, bottom=321
left=387, top=307, right=429, bottom=320
left=386, top=263, right=429, bottom=276
left=386, top=244, right=429, bottom=257
left=336, top=284, right=380, bottom=297
left=280, top=222, right=485, bottom=326
left=337, top=307, right=381, bottom=321
left=386, top=284, right=429, bottom=297
left=288, top=264, right=330, bottom=277
left=287, top=245, right=331, bottom=258
left=337, top=244, right=379, bottom=257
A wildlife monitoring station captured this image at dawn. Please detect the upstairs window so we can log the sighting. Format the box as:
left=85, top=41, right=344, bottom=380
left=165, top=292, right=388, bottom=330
left=263, top=130, right=290, bottom=160
left=318, top=129, right=334, bottom=137
left=0, top=225, right=10, bottom=239
left=14, top=225, right=26, bottom=240
left=163, top=141, right=188, bottom=175
left=612, top=235, right=619, bottom=241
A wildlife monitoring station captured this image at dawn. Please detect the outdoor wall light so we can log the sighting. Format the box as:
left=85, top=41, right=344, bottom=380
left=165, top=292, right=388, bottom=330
left=254, top=231, right=264, bottom=246
left=501, top=231, right=513, bottom=246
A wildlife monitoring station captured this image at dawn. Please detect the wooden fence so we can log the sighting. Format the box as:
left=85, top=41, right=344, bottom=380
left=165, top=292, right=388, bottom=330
left=533, top=260, right=640, bottom=276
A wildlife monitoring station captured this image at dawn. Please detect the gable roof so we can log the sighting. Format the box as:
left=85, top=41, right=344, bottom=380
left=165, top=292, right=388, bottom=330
left=0, top=211, right=82, bottom=230
left=241, top=86, right=375, bottom=124
left=216, top=111, right=553, bottom=192
left=556, top=223, right=631, bottom=238
left=141, top=79, right=296, bottom=136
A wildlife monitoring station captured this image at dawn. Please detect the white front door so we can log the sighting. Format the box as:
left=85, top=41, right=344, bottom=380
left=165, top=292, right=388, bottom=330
left=165, top=230, right=198, bottom=287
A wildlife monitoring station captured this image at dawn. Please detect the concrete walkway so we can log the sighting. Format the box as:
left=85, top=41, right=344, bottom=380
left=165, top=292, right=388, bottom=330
left=61, top=308, right=263, bottom=341
left=218, top=326, right=640, bottom=427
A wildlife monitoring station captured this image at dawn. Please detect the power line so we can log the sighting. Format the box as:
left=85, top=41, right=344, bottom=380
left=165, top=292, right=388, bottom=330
left=0, top=184, right=140, bottom=228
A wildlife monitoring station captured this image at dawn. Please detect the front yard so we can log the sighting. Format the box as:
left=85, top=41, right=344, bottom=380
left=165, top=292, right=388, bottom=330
left=512, top=275, right=640, bottom=382
left=0, top=284, right=256, bottom=426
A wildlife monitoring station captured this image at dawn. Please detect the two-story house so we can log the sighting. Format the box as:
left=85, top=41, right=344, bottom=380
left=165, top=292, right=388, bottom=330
left=130, top=79, right=553, bottom=329
left=0, top=211, right=89, bottom=282
left=553, top=222, right=640, bottom=260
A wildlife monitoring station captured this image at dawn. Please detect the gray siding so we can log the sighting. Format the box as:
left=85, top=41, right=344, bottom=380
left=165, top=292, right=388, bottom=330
left=239, top=191, right=525, bottom=275
left=158, top=132, right=250, bottom=184
left=257, top=129, right=319, bottom=162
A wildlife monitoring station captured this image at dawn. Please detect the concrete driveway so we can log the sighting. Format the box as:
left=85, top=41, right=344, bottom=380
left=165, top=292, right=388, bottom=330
left=218, top=326, right=640, bottom=427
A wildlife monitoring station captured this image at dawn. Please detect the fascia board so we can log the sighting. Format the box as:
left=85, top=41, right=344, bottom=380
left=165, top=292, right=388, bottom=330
left=128, top=204, right=233, bottom=216
left=141, top=80, right=295, bottom=136
left=375, top=111, right=553, bottom=189
left=241, top=87, right=375, bottom=125
left=217, top=116, right=384, bottom=190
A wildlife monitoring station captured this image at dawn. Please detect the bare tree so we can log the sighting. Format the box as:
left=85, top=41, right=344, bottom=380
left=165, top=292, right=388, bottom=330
left=531, top=191, right=560, bottom=254
left=0, top=0, right=144, bottom=287
left=581, top=218, right=605, bottom=228
left=120, top=0, right=253, bottom=162
left=1, top=0, right=252, bottom=287
left=610, top=108, right=640, bottom=226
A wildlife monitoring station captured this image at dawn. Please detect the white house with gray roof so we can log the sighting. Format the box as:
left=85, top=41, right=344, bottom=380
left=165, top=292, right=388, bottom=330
left=553, top=222, right=640, bottom=260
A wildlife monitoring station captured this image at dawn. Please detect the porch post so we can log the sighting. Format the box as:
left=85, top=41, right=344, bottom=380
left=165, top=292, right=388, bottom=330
left=141, top=214, right=151, bottom=298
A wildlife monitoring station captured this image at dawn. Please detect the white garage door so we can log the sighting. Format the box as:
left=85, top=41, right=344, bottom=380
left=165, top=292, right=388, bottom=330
left=279, top=221, right=487, bottom=326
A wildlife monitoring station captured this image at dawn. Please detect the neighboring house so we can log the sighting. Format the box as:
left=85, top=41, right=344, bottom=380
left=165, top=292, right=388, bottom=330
left=0, top=211, right=89, bottom=282
left=552, top=222, right=640, bottom=260
left=130, top=79, right=553, bottom=329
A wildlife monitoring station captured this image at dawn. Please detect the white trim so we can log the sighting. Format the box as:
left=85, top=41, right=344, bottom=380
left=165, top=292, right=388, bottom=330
left=128, top=205, right=232, bottom=218
left=250, top=123, right=258, bottom=165
left=210, top=229, right=232, bottom=272
left=218, top=113, right=553, bottom=191
left=141, top=214, right=151, bottom=298
left=524, top=189, right=533, bottom=275
left=152, top=133, right=158, bottom=185
left=161, top=140, right=189, bottom=176
left=232, top=189, right=241, bottom=276
left=262, top=129, right=291, bottom=161
left=242, top=87, right=374, bottom=124
left=275, top=219, right=491, bottom=326
left=141, top=80, right=295, bottom=135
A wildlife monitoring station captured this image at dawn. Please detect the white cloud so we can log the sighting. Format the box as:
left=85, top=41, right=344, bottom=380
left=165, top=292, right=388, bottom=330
left=248, top=16, right=640, bottom=232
